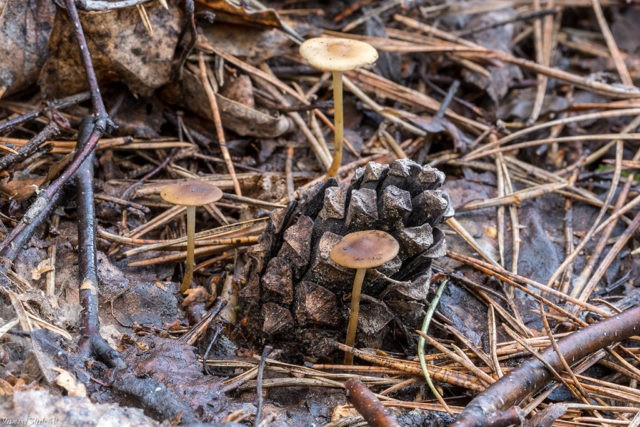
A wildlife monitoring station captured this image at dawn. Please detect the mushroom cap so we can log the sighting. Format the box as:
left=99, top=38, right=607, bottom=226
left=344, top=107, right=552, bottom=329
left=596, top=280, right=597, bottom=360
left=299, top=37, right=378, bottom=72
left=330, top=230, right=399, bottom=269
left=160, top=180, right=223, bottom=207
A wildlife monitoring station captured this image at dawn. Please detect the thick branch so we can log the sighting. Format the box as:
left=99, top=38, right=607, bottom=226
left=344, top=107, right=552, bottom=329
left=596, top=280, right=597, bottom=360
left=450, top=305, right=640, bottom=427
left=345, top=379, right=400, bottom=427
left=75, top=133, right=98, bottom=351
left=75, top=128, right=123, bottom=367
left=63, top=0, right=107, bottom=117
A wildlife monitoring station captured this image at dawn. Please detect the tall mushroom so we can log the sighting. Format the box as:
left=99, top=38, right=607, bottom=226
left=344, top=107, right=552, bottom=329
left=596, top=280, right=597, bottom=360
left=330, top=230, right=399, bottom=364
left=160, top=180, right=222, bottom=294
left=299, top=37, right=378, bottom=178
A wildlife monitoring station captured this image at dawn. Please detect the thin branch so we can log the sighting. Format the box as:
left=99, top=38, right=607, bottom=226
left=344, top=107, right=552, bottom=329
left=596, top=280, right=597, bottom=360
left=0, top=91, right=89, bottom=134
left=591, top=0, right=633, bottom=86
left=254, top=345, right=273, bottom=427
left=197, top=52, right=242, bottom=196
left=75, top=124, right=123, bottom=367
left=0, top=121, right=60, bottom=172
left=64, top=0, right=108, bottom=118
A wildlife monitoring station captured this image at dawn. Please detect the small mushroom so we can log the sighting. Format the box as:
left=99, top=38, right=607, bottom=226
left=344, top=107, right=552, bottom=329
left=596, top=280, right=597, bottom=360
left=160, top=180, right=222, bottom=293
left=330, top=230, right=399, bottom=364
left=299, top=37, right=378, bottom=178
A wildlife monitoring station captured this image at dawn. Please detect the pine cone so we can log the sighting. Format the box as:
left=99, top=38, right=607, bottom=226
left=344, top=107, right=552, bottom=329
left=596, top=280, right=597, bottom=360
left=240, top=159, right=453, bottom=359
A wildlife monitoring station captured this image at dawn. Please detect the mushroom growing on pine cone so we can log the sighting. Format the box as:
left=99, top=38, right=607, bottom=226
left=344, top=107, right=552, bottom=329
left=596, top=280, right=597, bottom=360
left=240, top=158, right=454, bottom=360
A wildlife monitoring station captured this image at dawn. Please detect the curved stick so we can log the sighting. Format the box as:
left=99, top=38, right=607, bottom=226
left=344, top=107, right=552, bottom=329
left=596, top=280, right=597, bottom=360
left=450, top=305, right=640, bottom=427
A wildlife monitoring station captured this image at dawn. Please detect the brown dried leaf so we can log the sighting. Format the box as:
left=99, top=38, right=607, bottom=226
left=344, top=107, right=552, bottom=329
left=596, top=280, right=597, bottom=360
left=181, top=286, right=212, bottom=306
left=53, top=368, right=87, bottom=397
left=0, top=0, right=56, bottom=97
left=196, top=0, right=283, bottom=29
left=0, top=378, right=14, bottom=396
left=331, top=404, right=359, bottom=421
left=123, top=336, right=227, bottom=419
left=220, top=74, right=254, bottom=108
left=0, top=375, right=31, bottom=397
left=0, top=175, right=45, bottom=201
left=202, top=22, right=293, bottom=64
left=161, top=68, right=292, bottom=138
left=39, top=1, right=182, bottom=98
left=31, top=259, right=53, bottom=281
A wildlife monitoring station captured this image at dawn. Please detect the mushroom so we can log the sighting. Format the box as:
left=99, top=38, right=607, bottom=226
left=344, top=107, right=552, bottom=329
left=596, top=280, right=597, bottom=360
left=299, top=37, right=378, bottom=178
left=330, top=230, right=399, bottom=364
left=160, top=180, right=223, bottom=293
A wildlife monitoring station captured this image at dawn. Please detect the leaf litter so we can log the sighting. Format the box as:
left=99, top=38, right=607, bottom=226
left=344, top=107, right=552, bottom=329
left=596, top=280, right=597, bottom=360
left=0, top=1, right=639, bottom=426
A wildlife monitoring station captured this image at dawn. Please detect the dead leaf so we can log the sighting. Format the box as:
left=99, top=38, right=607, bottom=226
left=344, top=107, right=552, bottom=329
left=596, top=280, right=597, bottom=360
left=0, top=378, right=14, bottom=396
left=0, top=175, right=44, bottom=201
left=460, top=6, right=522, bottom=102
left=32, top=259, right=53, bottom=281
left=100, top=324, right=123, bottom=350
left=497, top=89, right=570, bottom=120
left=0, top=375, right=30, bottom=396
left=0, top=0, right=56, bottom=97
left=217, top=92, right=292, bottom=137
left=220, top=74, right=255, bottom=108
left=401, top=111, right=472, bottom=151
left=331, top=404, right=359, bottom=421
left=196, top=0, right=286, bottom=30
left=53, top=368, right=87, bottom=397
left=202, top=22, right=294, bottom=64
left=161, top=68, right=292, bottom=138
left=39, top=1, right=182, bottom=98
left=0, top=153, right=70, bottom=200
left=182, top=286, right=212, bottom=306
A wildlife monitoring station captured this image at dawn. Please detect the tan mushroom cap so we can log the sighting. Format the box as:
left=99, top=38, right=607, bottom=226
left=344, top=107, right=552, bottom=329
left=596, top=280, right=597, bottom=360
left=160, top=180, right=223, bottom=207
left=330, top=230, right=399, bottom=269
left=299, top=37, right=378, bottom=72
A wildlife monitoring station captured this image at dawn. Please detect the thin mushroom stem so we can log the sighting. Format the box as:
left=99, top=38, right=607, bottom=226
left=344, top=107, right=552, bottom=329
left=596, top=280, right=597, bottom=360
left=181, top=205, right=196, bottom=293
left=160, top=181, right=222, bottom=294
left=345, top=267, right=366, bottom=364
left=327, top=70, right=344, bottom=178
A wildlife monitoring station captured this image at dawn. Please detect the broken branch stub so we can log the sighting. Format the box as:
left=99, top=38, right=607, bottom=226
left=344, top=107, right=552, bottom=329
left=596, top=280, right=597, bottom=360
left=240, top=158, right=453, bottom=359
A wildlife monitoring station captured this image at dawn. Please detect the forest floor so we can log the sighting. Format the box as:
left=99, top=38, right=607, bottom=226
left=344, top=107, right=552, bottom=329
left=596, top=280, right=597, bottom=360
left=1, top=1, right=640, bottom=426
